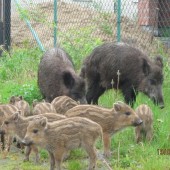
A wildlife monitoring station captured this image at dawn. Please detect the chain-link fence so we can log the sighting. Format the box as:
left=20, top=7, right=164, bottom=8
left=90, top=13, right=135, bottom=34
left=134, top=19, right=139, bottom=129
left=10, top=0, right=170, bottom=56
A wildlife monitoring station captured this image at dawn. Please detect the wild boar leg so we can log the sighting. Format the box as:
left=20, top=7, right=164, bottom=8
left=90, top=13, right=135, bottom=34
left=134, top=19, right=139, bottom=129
left=31, top=145, right=39, bottom=163
left=83, top=144, right=97, bottom=170
left=92, top=86, right=106, bottom=105
left=122, top=85, right=136, bottom=107
left=1, top=133, right=5, bottom=150
left=24, top=146, right=31, bottom=161
left=6, top=135, right=13, bottom=152
left=49, top=151, right=55, bottom=170
left=146, top=129, right=153, bottom=142
left=54, top=148, right=65, bottom=170
left=135, top=128, right=142, bottom=143
left=103, top=133, right=111, bottom=157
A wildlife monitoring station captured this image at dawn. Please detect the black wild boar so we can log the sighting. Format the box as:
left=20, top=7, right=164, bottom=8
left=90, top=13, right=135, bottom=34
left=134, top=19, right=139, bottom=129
left=38, top=48, right=86, bottom=103
left=81, top=42, right=164, bottom=108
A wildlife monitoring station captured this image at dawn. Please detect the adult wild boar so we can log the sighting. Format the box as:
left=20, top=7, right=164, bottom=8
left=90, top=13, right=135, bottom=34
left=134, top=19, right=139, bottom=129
left=38, top=47, right=86, bottom=103
left=81, top=42, right=164, bottom=108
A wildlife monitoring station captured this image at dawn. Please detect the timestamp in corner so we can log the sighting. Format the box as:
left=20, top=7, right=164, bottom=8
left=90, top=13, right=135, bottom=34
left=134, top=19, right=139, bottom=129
left=158, top=149, right=170, bottom=155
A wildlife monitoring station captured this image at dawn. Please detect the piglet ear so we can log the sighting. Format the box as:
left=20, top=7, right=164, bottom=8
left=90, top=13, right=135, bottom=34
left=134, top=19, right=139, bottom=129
left=12, top=112, right=20, bottom=122
left=9, top=96, right=15, bottom=104
left=63, top=71, right=75, bottom=89
left=113, top=102, right=122, bottom=112
left=142, top=59, right=151, bottom=76
left=32, top=100, right=38, bottom=107
left=19, top=96, right=23, bottom=100
left=40, top=117, right=47, bottom=127
left=155, top=55, right=163, bottom=68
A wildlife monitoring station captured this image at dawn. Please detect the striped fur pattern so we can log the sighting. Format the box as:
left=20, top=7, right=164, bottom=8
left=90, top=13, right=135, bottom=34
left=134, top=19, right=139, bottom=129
left=23, top=116, right=102, bottom=170
left=65, top=101, right=142, bottom=157
left=0, top=104, right=18, bottom=151
left=51, top=96, right=78, bottom=114
left=32, top=101, right=56, bottom=115
left=9, top=96, right=31, bottom=117
left=135, top=104, right=153, bottom=143
left=0, top=112, right=66, bottom=162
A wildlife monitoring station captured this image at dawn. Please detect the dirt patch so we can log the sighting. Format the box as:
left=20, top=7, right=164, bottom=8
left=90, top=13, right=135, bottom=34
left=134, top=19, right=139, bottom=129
left=11, top=1, right=166, bottom=55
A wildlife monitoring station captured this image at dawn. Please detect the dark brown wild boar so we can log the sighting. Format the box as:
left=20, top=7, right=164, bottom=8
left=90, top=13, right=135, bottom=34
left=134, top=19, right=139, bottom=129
left=135, top=104, right=153, bottom=143
left=32, top=100, right=56, bottom=115
left=22, top=116, right=102, bottom=170
left=65, top=101, right=142, bottom=157
left=38, top=47, right=86, bottom=103
left=51, top=96, right=79, bottom=114
left=0, top=112, right=66, bottom=162
left=80, top=42, right=164, bottom=108
left=9, top=96, right=31, bottom=116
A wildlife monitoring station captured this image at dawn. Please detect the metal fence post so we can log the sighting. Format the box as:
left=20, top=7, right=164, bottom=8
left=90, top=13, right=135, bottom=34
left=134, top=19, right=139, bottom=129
left=54, top=0, right=57, bottom=47
left=0, top=0, right=3, bottom=56
left=117, top=0, right=121, bottom=42
left=3, top=0, right=11, bottom=51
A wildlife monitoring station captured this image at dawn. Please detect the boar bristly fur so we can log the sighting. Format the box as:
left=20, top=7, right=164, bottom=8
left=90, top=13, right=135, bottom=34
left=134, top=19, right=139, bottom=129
left=65, top=101, right=142, bottom=157
left=0, top=104, right=18, bottom=151
left=81, top=42, right=164, bottom=108
left=38, top=47, right=86, bottom=104
left=32, top=101, right=56, bottom=115
left=9, top=96, right=31, bottom=116
left=1, top=112, right=66, bottom=162
left=135, top=104, right=153, bottom=143
left=51, top=96, right=79, bottom=114
left=23, top=116, right=102, bottom=170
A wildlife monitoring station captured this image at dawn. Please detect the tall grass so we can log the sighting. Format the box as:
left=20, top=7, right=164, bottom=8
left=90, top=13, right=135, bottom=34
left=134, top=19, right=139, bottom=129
left=0, top=36, right=170, bottom=169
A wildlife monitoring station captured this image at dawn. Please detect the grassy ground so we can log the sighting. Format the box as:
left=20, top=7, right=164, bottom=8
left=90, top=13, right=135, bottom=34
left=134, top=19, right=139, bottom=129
left=0, top=45, right=170, bottom=170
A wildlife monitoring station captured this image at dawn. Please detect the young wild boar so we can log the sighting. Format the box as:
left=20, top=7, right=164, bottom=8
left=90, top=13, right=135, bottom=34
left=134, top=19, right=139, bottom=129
left=32, top=100, right=56, bottom=115
left=65, top=101, right=143, bottom=157
left=80, top=42, right=164, bottom=108
left=22, top=116, right=102, bottom=170
left=51, top=96, right=79, bottom=114
left=0, top=104, right=18, bottom=151
left=1, top=111, right=66, bottom=162
left=135, top=104, right=153, bottom=143
left=38, top=47, right=86, bottom=104
left=9, top=96, right=31, bottom=117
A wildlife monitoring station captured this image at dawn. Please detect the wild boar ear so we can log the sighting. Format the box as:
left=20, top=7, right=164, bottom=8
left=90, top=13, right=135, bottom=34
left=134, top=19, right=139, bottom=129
left=40, top=117, right=47, bottom=127
left=32, top=100, right=38, bottom=107
left=113, top=103, right=122, bottom=112
left=154, top=55, right=163, bottom=68
left=12, top=112, right=19, bottom=122
left=9, top=96, right=15, bottom=104
left=142, top=59, right=150, bottom=76
left=19, top=96, right=23, bottom=100
left=63, top=71, right=75, bottom=89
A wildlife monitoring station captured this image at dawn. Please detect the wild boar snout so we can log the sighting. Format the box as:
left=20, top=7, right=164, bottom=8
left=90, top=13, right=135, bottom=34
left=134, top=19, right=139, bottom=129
left=79, top=97, right=87, bottom=104
left=133, top=118, right=143, bottom=126
left=0, top=129, right=5, bottom=134
left=22, top=137, right=33, bottom=146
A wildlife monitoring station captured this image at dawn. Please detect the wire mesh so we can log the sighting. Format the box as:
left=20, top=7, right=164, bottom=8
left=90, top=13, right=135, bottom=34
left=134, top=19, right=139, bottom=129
left=10, top=0, right=170, bottom=55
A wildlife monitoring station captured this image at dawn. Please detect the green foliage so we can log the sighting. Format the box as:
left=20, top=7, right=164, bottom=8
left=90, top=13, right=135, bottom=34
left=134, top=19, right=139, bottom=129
left=66, top=160, right=85, bottom=170
left=59, top=27, right=103, bottom=70
left=40, top=149, right=49, bottom=160
left=0, top=47, right=43, bottom=104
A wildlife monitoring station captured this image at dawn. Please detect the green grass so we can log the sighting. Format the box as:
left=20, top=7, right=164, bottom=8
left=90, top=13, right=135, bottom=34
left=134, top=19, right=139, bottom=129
left=0, top=38, right=170, bottom=170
